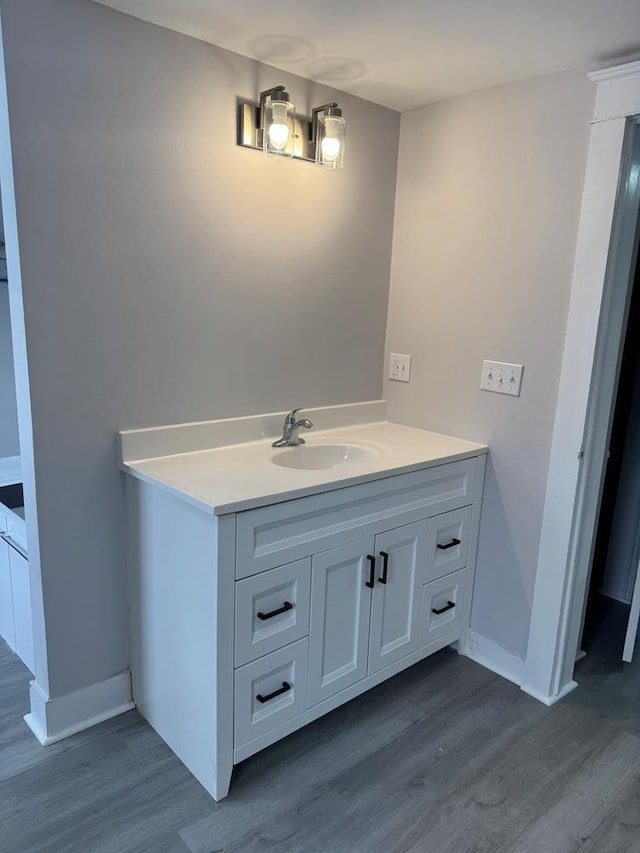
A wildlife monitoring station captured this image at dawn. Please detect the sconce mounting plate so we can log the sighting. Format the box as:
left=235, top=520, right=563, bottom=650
left=237, top=102, right=316, bottom=162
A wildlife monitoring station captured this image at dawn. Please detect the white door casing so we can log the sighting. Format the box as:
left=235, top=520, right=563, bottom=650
left=523, top=61, right=640, bottom=705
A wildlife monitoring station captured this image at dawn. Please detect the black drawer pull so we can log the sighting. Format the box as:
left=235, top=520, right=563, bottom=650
left=256, top=681, right=291, bottom=704
left=366, top=555, right=375, bottom=588
left=257, top=601, right=293, bottom=621
left=379, top=551, right=389, bottom=584
left=437, top=538, right=461, bottom=551
left=432, top=600, right=455, bottom=615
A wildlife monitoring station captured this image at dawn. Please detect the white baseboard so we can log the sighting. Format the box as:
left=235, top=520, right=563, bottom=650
left=24, top=670, right=134, bottom=745
left=463, top=628, right=526, bottom=686
left=597, top=588, right=631, bottom=605
left=520, top=678, right=578, bottom=707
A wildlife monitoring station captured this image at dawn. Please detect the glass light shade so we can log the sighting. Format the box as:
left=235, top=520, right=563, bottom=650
left=263, top=93, right=295, bottom=157
left=316, top=109, right=346, bottom=169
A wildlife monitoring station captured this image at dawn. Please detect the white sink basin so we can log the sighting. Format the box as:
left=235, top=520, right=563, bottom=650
left=271, top=444, right=376, bottom=471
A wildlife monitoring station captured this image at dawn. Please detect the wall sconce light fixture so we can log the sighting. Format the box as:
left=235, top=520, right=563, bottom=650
left=312, top=103, right=346, bottom=169
left=261, top=86, right=295, bottom=157
left=238, top=86, right=346, bottom=168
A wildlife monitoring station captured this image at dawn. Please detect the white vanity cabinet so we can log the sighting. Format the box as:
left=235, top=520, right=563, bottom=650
left=0, top=485, right=33, bottom=673
left=126, top=446, right=486, bottom=802
left=308, top=519, right=426, bottom=705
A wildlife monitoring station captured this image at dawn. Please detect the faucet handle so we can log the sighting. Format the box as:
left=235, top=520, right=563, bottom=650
left=285, top=407, right=303, bottom=424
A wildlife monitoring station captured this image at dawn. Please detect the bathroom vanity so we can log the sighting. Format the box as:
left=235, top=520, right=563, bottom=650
left=120, top=404, right=487, bottom=800
left=0, top=474, right=32, bottom=673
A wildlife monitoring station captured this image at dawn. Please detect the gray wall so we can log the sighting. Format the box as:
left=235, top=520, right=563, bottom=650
left=0, top=282, right=19, bottom=458
left=0, top=0, right=399, bottom=697
left=385, top=70, right=594, bottom=658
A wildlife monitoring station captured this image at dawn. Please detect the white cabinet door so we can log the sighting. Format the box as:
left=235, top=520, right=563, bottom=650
left=0, top=515, right=16, bottom=650
left=9, top=547, right=34, bottom=673
left=308, top=538, right=373, bottom=706
left=368, top=521, right=426, bottom=675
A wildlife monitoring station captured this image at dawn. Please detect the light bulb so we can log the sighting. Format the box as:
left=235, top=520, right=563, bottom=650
left=268, top=101, right=290, bottom=151
left=268, top=121, right=290, bottom=151
left=316, top=110, right=345, bottom=168
left=321, top=136, right=341, bottom=163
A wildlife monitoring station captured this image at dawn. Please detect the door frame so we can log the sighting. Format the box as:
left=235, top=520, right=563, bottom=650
left=522, top=60, right=640, bottom=704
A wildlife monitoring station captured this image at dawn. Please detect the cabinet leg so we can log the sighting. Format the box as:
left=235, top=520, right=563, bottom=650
left=211, top=760, right=233, bottom=801
left=451, top=637, right=465, bottom=655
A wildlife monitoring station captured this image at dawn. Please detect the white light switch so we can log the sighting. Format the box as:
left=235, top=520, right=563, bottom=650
left=389, top=353, right=412, bottom=382
left=480, top=360, right=523, bottom=396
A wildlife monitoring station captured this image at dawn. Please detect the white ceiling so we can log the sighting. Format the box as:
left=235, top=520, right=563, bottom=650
left=93, top=0, right=640, bottom=111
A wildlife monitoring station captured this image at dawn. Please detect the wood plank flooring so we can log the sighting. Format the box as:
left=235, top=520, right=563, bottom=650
left=1, top=606, right=639, bottom=853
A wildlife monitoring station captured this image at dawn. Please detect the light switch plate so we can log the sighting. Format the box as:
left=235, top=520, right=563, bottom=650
left=389, top=353, right=411, bottom=382
left=480, top=360, right=523, bottom=396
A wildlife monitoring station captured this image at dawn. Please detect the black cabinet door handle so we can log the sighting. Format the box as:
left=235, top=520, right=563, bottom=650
left=378, top=550, right=389, bottom=584
left=256, top=681, right=291, bottom=704
left=366, top=555, right=376, bottom=588
left=257, top=601, right=293, bottom=621
left=437, top=538, right=461, bottom=551
left=432, top=600, right=455, bottom=615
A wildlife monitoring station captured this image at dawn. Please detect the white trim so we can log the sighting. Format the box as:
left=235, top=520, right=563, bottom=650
left=598, top=588, right=631, bottom=606
left=589, top=61, right=640, bottom=84
left=591, top=61, right=640, bottom=123
left=464, top=629, right=525, bottom=687
left=24, top=670, right=134, bottom=745
left=524, top=62, right=640, bottom=705
left=521, top=679, right=578, bottom=707
left=119, top=400, right=387, bottom=464
left=523, top=116, right=628, bottom=702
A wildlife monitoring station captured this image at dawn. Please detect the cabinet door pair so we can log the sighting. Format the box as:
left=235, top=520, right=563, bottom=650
left=308, top=521, right=425, bottom=706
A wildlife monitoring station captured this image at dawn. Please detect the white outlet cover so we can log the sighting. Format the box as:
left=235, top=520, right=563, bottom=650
left=480, top=360, right=523, bottom=396
left=389, top=353, right=412, bottom=382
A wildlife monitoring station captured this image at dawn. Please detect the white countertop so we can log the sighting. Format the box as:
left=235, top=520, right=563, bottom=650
left=121, top=421, right=487, bottom=515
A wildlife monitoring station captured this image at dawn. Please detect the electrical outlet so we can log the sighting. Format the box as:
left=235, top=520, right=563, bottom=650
left=389, top=353, right=412, bottom=382
left=480, top=360, right=523, bottom=396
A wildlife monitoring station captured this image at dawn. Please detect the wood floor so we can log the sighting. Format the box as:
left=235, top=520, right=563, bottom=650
left=1, top=605, right=640, bottom=853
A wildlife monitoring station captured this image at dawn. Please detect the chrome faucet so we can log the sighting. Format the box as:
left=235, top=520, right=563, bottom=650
left=272, top=408, right=314, bottom=448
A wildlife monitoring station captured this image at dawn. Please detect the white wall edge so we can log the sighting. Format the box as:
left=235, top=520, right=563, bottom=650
left=119, top=400, right=388, bottom=464
left=464, top=628, right=525, bottom=687
left=24, top=670, right=134, bottom=745
left=521, top=679, right=578, bottom=707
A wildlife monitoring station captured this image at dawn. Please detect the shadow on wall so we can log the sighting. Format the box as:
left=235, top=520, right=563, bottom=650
left=471, top=455, right=532, bottom=659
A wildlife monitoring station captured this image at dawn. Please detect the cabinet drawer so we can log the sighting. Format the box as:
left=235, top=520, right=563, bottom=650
left=236, top=458, right=478, bottom=578
left=424, top=506, right=472, bottom=583
left=235, top=558, right=311, bottom=666
left=420, top=569, right=469, bottom=647
left=234, top=639, right=309, bottom=749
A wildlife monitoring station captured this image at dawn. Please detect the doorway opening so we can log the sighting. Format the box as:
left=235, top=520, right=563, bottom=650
left=579, top=243, right=640, bottom=669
